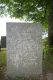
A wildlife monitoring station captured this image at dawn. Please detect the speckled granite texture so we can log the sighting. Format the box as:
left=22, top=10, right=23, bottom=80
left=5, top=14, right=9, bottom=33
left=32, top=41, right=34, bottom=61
left=6, top=23, right=42, bottom=78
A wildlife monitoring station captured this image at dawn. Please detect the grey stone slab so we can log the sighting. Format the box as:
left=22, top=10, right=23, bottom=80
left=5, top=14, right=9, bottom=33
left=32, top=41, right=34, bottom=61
left=6, top=22, right=42, bottom=78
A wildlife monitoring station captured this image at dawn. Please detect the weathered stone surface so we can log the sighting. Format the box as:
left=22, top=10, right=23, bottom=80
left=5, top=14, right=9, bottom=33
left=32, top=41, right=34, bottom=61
left=6, top=22, right=42, bottom=78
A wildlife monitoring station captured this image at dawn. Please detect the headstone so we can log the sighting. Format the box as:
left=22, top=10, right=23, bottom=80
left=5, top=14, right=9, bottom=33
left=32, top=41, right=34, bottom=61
left=1, top=36, right=6, bottom=48
left=6, top=22, right=42, bottom=79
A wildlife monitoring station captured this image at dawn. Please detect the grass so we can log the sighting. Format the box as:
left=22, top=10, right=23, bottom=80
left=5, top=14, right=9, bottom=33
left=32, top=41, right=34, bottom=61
left=0, top=48, right=6, bottom=66
left=43, top=45, right=53, bottom=72
left=42, top=38, right=53, bottom=72
left=43, top=53, right=53, bottom=72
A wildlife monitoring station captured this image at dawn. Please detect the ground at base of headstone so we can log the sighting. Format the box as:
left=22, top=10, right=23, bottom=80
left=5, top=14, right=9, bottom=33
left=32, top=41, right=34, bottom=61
left=5, top=73, right=53, bottom=80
